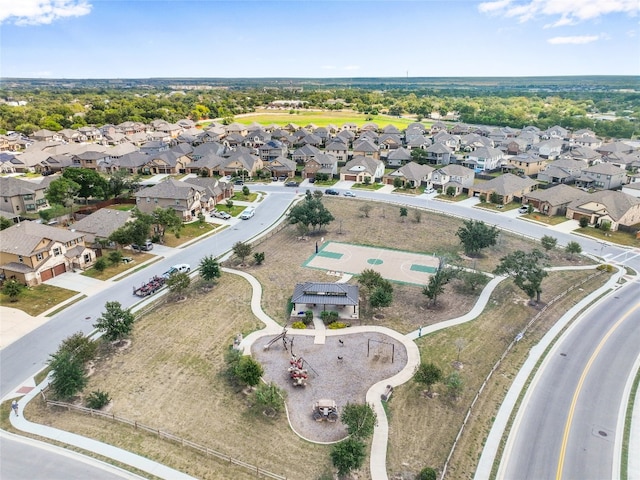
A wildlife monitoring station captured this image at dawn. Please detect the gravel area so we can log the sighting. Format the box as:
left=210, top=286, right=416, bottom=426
left=252, top=331, right=408, bottom=443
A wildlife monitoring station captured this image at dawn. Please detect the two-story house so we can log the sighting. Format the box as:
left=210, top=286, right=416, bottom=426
left=383, top=162, right=434, bottom=188
left=340, top=156, right=384, bottom=183
left=0, top=222, right=95, bottom=285
left=303, top=153, right=338, bottom=180
left=134, top=178, right=204, bottom=221
left=431, top=165, right=475, bottom=196
left=0, top=177, right=50, bottom=215
left=577, top=163, right=628, bottom=191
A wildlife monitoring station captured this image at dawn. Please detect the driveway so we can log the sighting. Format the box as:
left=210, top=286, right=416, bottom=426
left=43, top=271, right=105, bottom=293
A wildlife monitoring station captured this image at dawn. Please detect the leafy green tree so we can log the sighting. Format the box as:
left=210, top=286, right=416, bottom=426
left=456, top=220, right=499, bottom=257
left=446, top=186, right=457, bottom=196
left=288, top=197, right=334, bottom=232
left=494, top=249, right=549, bottom=304
left=253, top=251, right=265, bottom=265
left=235, top=356, right=264, bottom=387
left=600, top=220, right=611, bottom=232
left=59, top=332, right=97, bottom=365
left=393, top=177, right=403, bottom=189
left=417, top=467, right=438, bottom=480
left=226, top=199, right=234, bottom=209
left=565, top=241, right=582, bottom=258
left=457, top=270, right=488, bottom=293
left=242, top=185, right=250, bottom=196
left=340, top=402, right=377, bottom=439
left=370, top=279, right=393, bottom=310
left=254, top=382, right=285, bottom=414
left=2, top=279, right=24, bottom=302
left=93, top=257, right=108, bottom=272
left=489, top=192, right=501, bottom=204
left=108, top=250, right=122, bottom=264
left=540, top=235, right=558, bottom=251
left=445, top=371, right=464, bottom=400
left=331, top=438, right=366, bottom=477
left=414, top=362, right=442, bottom=397
left=48, top=349, right=87, bottom=399
left=93, top=301, right=135, bottom=342
left=422, top=267, right=455, bottom=306
left=166, top=272, right=190, bottom=298
left=62, top=168, right=109, bottom=202
left=400, top=207, right=408, bottom=220
left=151, top=207, right=182, bottom=241
left=45, top=177, right=80, bottom=206
left=233, top=241, right=252, bottom=265
left=108, top=169, right=131, bottom=198
left=199, top=255, right=221, bottom=283
left=579, top=216, right=589, bottom=228
left=0, top=217, right=12, bottom=230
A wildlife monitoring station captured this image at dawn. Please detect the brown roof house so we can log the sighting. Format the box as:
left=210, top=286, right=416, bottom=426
left=565, top=190, right=640, bottom=231
left=522, top=184, right=587, bottom=216
left=468, top=173, right=538, bottom=204
left=340, top=156, right=385, bottom=183
left=291, top=282, right=359, bottom=320
left=383, top=161, right=434, bottom=188
left=0, top=221, right=95, bottom=286
left=134, top=178, right=204, bottom=221
left=503, top=152, right=549, bottom=176
left=302, top=153, right=338, bottom=179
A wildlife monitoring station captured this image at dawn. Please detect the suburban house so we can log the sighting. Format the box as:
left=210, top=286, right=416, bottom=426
left=0, top=221, right=96, bottom=286
left=102, top=151, right=150, bottom=174
left=134, top=178, right=204, bottom=221
left=183, top=177, right=233, bottom=210
left=218, top=151, right=264, bottom=178
left=292, top=145, right=322, bottom=164
left=565, top=190, right=640, bottom=231
left=568, top=146, right=602, bottom=165
left=522, top=184, right=587, bottom=216
left=431, top=164, right=475, bottom=195
left=383, top=162, right=434, bottom=188
left=302, top=153, right=338, bottom=180
left=340, top=156, right=385, bottom=183
left=537, top=158, right=588, bottom=184
left=324, top=140, right=349, bottom=162
left=264, top=156, right=297, bottom=179
left=0, top=176, right=50, bottom=215
left=352, top=138, right=380, bottom=160
left=503, top=152, right=549, bottom=176
left=141, top=150, right=192, bottom=175
left=70, top=208, right=133, bottom=246
left=622, top=181, right=640, bottom=199
left=71, top=150, right=110, bottom=170
left=465, top=146, right=505, bottom=172
left=424, top=143, right=455, bottom=165
left=386, top=147, right=412, bottom=167
left=291, top=282, right=359, bottom=319
left=258, top=140, right=287, bottom=162
left=576, top=163, right=628, bottom=191
left=533, top=138, right=564, bottom=160
left=468, top=173, right=538, bottom=204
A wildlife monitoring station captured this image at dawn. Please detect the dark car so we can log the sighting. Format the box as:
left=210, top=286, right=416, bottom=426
left=325, top=189, right=339, bottom=195
left=234, top=179, right=244, bottom=185
left=285, top=181, right=299, bottom=187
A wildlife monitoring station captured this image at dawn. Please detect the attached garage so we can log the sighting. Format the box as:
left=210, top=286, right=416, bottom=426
left=40, top=263, right=67, bottom=281
left=344, top=175, right=358, bottom=181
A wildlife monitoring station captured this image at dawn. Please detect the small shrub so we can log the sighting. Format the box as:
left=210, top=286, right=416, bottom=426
left=416, top=467, right=437, bottom=480
left=107, top=250, right=122, bottom=264
left=291, top=321, right=306, bottom=329
left=304, top=310, right=314, bottom=325
left=320, top=310, right=339, bottom=325
left=579, top=216, right=589, bottom=228
left=85, top=390, right=111, bottom=409
left=93, top=257, right=108, bottom=272
left=328, top=321, right=348, bottom=329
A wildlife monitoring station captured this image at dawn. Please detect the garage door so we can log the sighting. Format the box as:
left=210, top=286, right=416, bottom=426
left=40, top=268, right=54, bottom=281
left=53, top=263, right=66, bottom=276
left=345, top=175, right=357, bottom=181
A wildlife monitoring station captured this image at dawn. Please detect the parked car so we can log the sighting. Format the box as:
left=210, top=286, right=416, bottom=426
left=234, top=179, right=244, bottom=185
left=278, top=176, right=287, bottom=181
left=325, top=189, right=339, bottom=195
left=343, top=191, right=356, bottom=197
left=211, top=210, right=231, bottom=220
left=163, top=263, right=191, bottom=278
left=285, top=181, right=299, bottom=187
left=518, top=205, right=529, bottom=214
left=308, top=177, right=316, bottom=183
left=131, top=240, right=153, bottom=251
left=240, top=207, right=255, bottom=219
left=424, top=187, right=435, bottom=194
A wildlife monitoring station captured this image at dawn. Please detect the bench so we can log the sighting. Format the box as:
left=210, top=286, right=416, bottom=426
left=381, top=384, right=394, bottom=401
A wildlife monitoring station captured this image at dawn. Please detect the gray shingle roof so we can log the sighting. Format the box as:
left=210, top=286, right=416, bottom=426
left=0, top=221, right=85, bottom=256
left=292, top=282, right=359, bottom=306
left=71, top=208, right=132, bottom=239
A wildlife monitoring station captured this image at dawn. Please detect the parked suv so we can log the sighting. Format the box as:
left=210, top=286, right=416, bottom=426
left=325, top=189, right=339, bottom=195
left=240, top=207, right=255, bottom=219
left=131, top=240, right=153, bottom=251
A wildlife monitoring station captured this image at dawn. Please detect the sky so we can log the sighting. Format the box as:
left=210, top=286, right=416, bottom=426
left=0, top=0, right=639, bottom=79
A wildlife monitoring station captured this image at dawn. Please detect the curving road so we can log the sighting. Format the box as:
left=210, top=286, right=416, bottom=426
left=2, top=184, right=639, bottom=479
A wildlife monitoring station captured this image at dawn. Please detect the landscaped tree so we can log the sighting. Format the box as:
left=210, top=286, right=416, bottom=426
left=151, top=207, right=182, bottom=241
left=253, top=251, right=265, bottom=265
left=422, top=267, right=455, bottom=306
left=340, top=402, right=377, bottom=439
left=358, top=268, right=383, bottom=293
left=331, top=438, right=366, bottom=478
left=413, top=209, right=422, bottom=223
left=48, top=349, right=87, bottom=399
left=565, top=241, right=582, bottom=258
left=93, top=301, right=135, bottom=342
left=494, top=249, right=549, bottom=304
left=393, top=177, right=403, bottom=189
left=359, top=203, right=372, bottom=218
left=235, top=356, right=264, bottom=387
left=233, top=241, right=252, bottom=265
left=63, top=167, right=109, bottom=202
left=166, top=272, right=190, bottom=299
left=399, top=206, right=408, bottom=221
left=579, top=216, right=589, bottom=228
left=414, top=362, right=442, bottom=397
left=2, top=279, right=24, bottom=302
left=59, top=332, right=97, bottom=365
left=370, top=279, right=393, bottom=310
left=93, top=257, right=108, bottom=272
left=108, top=169, right=131, bottom=197
left=417, top=467, right=438, bottom=480
left=540, top=235, right=558, bottom=251
left=456, top=219, right=499, bottom=257
left=457, top=270, right=488, bottom=293
left=288, top=197, right=334, bottom=232
left=445, top=371, right=464, bottom=400
left=242, top=185, right=250, bottom=196
left=199, top=255, right=221, bottom=283
left=0, top=217, right=12, bottom=230
left=312, top=189, right=324, bottom=199
left=254, top=381, right=285, bottom=415
left=45, top=176, right=80, bottom=207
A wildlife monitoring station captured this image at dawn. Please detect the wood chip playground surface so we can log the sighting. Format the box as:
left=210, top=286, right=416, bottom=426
left=303, top=241, right=440, bottom=286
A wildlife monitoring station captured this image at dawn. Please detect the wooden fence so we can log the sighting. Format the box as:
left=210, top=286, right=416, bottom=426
left=43, top=394, right=287, bottom=480
left=439, top=269, right=605, bottom=480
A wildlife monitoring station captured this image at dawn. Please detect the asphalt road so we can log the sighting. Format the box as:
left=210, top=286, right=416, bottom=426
left=2, top=185, right=639, bottom=479
left=497, top=281, right=640, bottom=479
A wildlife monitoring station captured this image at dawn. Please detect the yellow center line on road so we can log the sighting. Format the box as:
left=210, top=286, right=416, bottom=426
left=556, top=301, right=640, bottom=480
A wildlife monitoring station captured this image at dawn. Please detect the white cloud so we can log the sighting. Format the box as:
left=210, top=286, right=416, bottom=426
left=0, top=0, right=92, bottom=26
left=478, top=0, right=639, bottom=25
left=547, top=35, right=601, bottom=44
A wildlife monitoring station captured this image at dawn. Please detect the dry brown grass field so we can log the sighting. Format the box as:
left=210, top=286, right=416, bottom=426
left=26, top=195, right=606, bottom=480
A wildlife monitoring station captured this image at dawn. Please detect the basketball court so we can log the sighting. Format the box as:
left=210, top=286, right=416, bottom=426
left=303, top=241, right=440, bottom=286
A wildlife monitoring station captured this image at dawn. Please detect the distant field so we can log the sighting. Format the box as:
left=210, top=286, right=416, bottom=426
left=212, top=109, right=424, bottom=130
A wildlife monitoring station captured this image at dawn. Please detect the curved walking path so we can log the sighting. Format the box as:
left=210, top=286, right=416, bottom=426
left=7, top=261, right=625, bottom=480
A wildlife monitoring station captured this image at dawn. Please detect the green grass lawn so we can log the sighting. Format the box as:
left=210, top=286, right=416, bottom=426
left=438, top=193, right=469, bottom=202
left=231, top=192, right=258, bottom=202
left=0, top=284, right=77, bottom=316
left=393, top=186, right=425, bottom=195
left=576, top=227, right=640, bottom=247
left=82, top=252, right=154, bottom=280
left=162, top=222, right=218, bottom=247
left=313, top=179, right=339, bottom=186
left=215, top=204, right=246, bottom=217
left=110, top=204, right=135, bottom=211
left=352, top=182, right=385, bottom=190
left=523, top=213, right=569, bottom=226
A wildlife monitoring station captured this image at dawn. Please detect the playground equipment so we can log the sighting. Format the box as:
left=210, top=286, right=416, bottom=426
left=312, top=399, right=339, bottom=422
left=263, top=328, right=289, bottom=351
left=133, top=275, right=166, bottom=297
left=288, top=354, right=308, bottom=387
